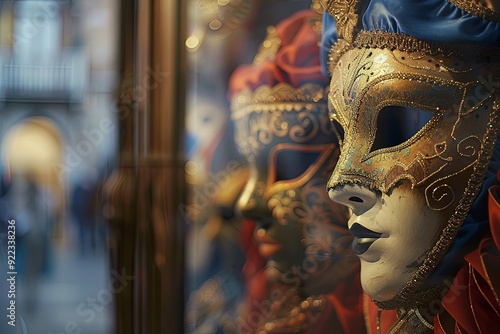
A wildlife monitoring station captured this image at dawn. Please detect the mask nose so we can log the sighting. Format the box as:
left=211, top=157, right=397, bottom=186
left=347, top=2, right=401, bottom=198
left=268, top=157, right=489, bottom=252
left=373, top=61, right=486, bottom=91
left=328, top=184, right=377, bottom=216
left=236, top=178, right=270, bottom=220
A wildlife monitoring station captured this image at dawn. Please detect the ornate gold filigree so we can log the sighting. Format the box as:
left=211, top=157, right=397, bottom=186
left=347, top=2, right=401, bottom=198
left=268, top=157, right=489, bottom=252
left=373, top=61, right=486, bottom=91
left=377, top=111, right=500, bottom=311
left=320, top=0, right=363, bottom=43
left=233, top=101, right=331, bottom=158
left=328, top=43, right=500, bottom=192
left=447, top=0, right=500, bottom=22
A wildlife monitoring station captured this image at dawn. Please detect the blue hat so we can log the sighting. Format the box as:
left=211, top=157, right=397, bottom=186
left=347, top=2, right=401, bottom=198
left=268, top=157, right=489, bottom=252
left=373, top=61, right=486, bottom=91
left=321, top=0, right=500, bottom=75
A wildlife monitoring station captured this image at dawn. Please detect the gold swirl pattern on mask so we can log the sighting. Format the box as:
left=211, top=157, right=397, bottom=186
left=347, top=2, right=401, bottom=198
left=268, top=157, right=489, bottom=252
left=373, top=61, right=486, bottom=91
left=423, top=136, right=482, bottom=211
left=234, top=110, right=331, bottom=158
left=379, top=134, right=482, bottom=211
left=329, top=83, right=481, bottom=196
left=232, top=85, right=331, bottom=158
left=375, top=99, right=500, bottom=311
left=290, top=111, right=320, bottom=143
left=426, top=183, right=456, bottom=211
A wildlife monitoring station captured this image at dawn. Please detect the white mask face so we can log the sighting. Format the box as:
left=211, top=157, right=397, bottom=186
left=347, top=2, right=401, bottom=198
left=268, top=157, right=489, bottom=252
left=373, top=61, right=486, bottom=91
left=327, top=43, right=500, bottom=306
left=330, top=183, right=443, bottom=301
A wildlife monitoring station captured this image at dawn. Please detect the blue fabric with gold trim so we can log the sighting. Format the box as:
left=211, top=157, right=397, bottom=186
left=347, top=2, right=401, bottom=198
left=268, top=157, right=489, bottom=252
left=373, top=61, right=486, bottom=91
left=321, top=0, right=500, bottom=74
left=363, top=0, right=500, bottom=46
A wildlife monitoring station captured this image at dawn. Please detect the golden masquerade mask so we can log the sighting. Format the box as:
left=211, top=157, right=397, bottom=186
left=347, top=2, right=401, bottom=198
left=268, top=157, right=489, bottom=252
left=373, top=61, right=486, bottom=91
left=225, top=9, right=373, bottom=333
left=322, top=0, right=500, bottom=310
left=231, top=83, right=351, bottom=265
left=229, top=10, right=355, bottom=289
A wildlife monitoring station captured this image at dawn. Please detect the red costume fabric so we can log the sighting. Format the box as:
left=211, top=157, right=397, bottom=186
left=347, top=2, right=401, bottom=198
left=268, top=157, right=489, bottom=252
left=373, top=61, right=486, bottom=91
left=434, top=181, right=500, bottom=333
left=363, top=296, right=398, bottom=334
left=228, top=10, right=329, bottom=99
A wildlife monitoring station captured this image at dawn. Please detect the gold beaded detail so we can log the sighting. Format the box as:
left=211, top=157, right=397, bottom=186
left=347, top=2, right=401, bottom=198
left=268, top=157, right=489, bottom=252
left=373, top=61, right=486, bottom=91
left=447, top=0, right=500, bottom=22
left=384, top=307, right=434, bottom=334
left=254, top=295, right=327, bottom=334
left=354, top=30, right=500, bottom=56
left=328, top=30, right=500, bottom=74
left=230, top=83, right=327, bottom=120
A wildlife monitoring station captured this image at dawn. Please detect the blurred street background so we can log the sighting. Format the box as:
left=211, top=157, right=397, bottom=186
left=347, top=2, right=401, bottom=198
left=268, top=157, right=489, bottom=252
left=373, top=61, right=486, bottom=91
left=0, top=0, right=118, bottom=333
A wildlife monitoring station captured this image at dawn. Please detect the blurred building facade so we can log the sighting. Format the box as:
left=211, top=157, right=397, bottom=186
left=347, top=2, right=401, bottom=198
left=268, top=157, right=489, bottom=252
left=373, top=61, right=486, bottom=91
left=0, top=0, right=118, bottom=233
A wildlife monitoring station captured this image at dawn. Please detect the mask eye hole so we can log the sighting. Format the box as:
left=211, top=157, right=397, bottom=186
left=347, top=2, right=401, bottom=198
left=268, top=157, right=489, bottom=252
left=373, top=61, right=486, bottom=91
left=370, top=106, right=433, bottom=153
left=274, top=150, right=322, bottom=182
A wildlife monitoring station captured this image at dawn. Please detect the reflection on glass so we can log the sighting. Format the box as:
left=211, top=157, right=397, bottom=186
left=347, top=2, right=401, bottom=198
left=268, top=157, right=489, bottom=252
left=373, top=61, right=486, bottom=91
left=185, top=2, right=365, bottom=333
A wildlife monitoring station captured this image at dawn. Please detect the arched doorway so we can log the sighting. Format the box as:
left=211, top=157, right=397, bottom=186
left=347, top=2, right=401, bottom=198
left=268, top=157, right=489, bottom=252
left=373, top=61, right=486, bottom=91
left=2, top=116, right=66, bottom=230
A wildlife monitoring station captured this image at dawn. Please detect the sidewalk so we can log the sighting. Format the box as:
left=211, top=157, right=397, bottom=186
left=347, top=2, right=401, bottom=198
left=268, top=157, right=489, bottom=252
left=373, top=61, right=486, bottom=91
left=15, top=242, right=113, bottom=334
